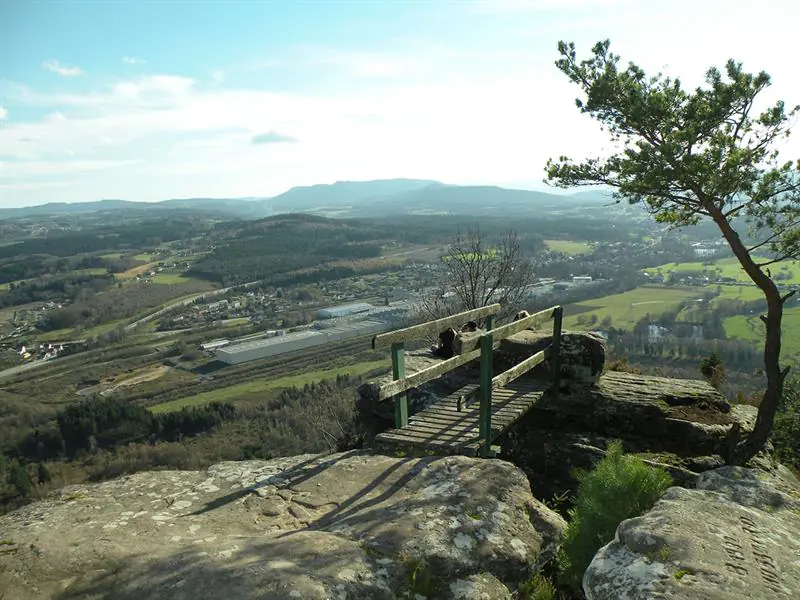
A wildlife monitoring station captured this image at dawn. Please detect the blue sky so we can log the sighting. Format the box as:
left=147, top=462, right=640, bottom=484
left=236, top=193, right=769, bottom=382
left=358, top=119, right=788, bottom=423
left=1, top=0, right=799, bottom=207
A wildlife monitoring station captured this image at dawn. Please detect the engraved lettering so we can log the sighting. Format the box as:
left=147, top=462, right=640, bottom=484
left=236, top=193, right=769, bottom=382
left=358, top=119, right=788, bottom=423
left=725, top=562, right=749, bottom=576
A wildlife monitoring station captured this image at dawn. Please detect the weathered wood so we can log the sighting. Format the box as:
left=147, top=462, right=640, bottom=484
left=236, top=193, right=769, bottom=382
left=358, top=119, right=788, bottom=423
left=374, top=378, right=547, bottom=455
left=551, top=306, right=563, bottom=392
left=376, top=348, right=483, bottom=401
left=491, top=348, right=550, bottom=390
left=372, top=304, right=501, bottom=349
left=479, top=332, right=494, bottom=457
left=391, top=342, right=408, bottom=428
left=456, top=306, right=560, bottom=353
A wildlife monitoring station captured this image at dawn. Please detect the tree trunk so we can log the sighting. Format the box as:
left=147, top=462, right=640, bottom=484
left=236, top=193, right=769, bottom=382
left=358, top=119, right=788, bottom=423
left=709, top=207, right=787, bottom=463
left=739, top=292, right=786, bottom=461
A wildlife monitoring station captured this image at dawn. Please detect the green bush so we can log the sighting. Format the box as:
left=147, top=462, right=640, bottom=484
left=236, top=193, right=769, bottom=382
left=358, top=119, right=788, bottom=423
left=557, top=440, right=673, bottom=592
left=518, top=573, right=556, bottom=600
left=772, top=377, right=800, bottom=471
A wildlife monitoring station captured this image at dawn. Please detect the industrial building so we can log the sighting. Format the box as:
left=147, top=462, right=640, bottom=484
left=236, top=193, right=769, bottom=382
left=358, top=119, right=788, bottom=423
left=201, top=339, right=231, bottom=352
left=317, top=302, right=374, bottom=320
left=215, top=319, right=392, bottom=365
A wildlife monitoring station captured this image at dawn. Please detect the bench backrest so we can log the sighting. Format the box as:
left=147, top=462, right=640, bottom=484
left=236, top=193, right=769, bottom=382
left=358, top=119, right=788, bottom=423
left=371, top=303, right=501, bottom=349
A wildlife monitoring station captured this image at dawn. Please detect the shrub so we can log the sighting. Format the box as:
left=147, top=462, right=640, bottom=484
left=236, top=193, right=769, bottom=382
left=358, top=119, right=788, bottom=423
left=557, top=440, right=673, bottom=592
left=700, top=352, right=725, bottom=390
left=771, top=377, right=800, bottom=472
left=518, top=574, right=556, bottom=600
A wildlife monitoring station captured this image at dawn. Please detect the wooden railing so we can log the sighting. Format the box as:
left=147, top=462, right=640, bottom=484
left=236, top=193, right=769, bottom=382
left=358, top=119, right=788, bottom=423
left=371, top=304, right=502, bottom=430
left=371, top=304, right=564, bottom=456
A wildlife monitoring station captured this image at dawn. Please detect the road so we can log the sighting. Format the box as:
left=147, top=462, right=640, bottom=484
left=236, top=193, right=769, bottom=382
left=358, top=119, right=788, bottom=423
left=0, top=357, right=52, bottom=381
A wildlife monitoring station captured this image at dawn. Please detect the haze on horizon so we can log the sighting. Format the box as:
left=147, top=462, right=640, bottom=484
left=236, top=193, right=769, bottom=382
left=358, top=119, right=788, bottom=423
left=1, top=0, right=799, bottom=209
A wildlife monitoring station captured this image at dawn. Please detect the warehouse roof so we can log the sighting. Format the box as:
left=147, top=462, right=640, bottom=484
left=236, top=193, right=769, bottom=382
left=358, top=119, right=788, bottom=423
left=217, top=330, right=320, bottom=354
left=318, top=302, right=374, bottom=314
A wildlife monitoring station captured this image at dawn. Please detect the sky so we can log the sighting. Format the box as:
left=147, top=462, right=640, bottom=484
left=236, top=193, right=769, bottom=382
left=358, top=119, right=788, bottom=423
left=1, top=0, right=799, bottom=208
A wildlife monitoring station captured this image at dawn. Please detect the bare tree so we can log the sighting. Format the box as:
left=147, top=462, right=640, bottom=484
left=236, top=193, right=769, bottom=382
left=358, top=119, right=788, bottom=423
left=419, top=228, right=534, bottom=322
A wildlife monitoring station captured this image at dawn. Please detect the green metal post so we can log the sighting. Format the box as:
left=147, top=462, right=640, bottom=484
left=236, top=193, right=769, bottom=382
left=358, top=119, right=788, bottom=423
left=551, top=306, right=563, bottom=394
left=479, top=333, right=494, bottom=457
left=485, top=314, right=495, bottom=332
left=391, top=342, right=408, bottom=428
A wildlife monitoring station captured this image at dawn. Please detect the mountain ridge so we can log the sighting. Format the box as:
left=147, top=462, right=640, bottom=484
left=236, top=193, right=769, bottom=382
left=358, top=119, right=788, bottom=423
left=0, top=179, right=612, bottom=220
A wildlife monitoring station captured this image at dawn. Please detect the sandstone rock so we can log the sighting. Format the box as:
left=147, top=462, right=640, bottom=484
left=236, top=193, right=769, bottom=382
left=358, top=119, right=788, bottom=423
left=498, top=330, right=606, bottom=386
left=497, top=372, right=757, bottom=503
left=583, top=466, right=800, bottom=600
left=524, top=371, right=746, bottom=456
left=0, top=451, right=566, bottom=600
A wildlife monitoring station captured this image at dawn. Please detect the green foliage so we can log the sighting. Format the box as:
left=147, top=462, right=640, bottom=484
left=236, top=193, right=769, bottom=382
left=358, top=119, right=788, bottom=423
left=56, top=396, right=237, bottom=456
left=557, top=440, right=673, bottom=592
left=772, top=377, right=800, bottom=470
left=9, top=462, right=32, bottom=498
left=188, top=214, right=384, bottom=286
left=547, top=40, right=799, bottom=259
left=518, top=574, right=557, bottom=600
left=700, top=352, right=726, bottom=389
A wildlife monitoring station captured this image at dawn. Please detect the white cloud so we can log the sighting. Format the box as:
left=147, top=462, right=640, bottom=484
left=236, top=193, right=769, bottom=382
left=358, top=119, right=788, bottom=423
left=0, top=106, right=7, bottom=121
left=122, top=56, right=146, bottom=65
left=211, top=70, right=225, bottom=83
left=4, top=0, right=800, bottom=207
left=41, top=60, right=83, bottom=77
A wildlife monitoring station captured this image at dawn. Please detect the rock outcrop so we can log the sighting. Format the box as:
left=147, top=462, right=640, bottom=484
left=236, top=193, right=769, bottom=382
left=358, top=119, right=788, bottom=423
left=500, top=371, right=757, bottom=499
left=583, top=465, right=800, bottom=600
left=498, top=330, right=606, bottom=386
left=0, top=451, right=566, bottom=600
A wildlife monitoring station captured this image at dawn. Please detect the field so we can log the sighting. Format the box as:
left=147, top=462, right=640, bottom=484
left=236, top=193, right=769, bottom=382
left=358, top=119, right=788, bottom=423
left=563, top=285, right=705, bottom=330
left=724, top=305, right=800, bottom=364
left=646, top=256, right=800, bottom=285
left=117, top=261, right=158, bottom=279
left=149, top=358, right=390, bottom=413
left=151, top=272, right=192, bottom=285
left=545, top=240, right=592, bottom=255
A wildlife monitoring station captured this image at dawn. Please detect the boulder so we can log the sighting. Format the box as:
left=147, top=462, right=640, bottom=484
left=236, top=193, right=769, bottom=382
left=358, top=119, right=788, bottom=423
left=508, top=371, right=747, bottom=456
left=583, top=465, right=800, bottom=600
left=0, top=451, right=566, bottom=600
left=498, top=372, right=757, bottom=501
left=498, top=330, right=606, bottom=386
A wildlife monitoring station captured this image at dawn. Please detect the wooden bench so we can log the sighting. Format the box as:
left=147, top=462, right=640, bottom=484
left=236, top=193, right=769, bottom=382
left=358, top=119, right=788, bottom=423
left=370, top=304, right=563, bottom=456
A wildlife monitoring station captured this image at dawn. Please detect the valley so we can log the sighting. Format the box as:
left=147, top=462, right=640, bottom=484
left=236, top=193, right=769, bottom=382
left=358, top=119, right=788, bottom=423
left=1, top=179, right=797, bottom=514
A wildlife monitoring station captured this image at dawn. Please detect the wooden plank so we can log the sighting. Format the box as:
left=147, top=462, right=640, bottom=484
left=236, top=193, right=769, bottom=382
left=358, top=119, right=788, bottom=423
left=372, top=304, right=501, bottom=349
left=391, top=342, right=408, bottom=428
left=491, top=348, right=550, bottom=390
left=456, top=306, right=559, bottom=353
left=376, top=348, right=483, bottom=401
left=375, top=377, right=549, bottom=455
left=478, top=332, right=494, bottom=457
left=552, top=306, right=563, bottom=392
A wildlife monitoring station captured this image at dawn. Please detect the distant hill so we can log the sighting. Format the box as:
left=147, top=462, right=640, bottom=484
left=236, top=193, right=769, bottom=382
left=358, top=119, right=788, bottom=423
left=0, top=179, right=613, bottom=220
left=262, top=178, right=442, bottom=213
left=0, top=197, right=268, bottom=220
